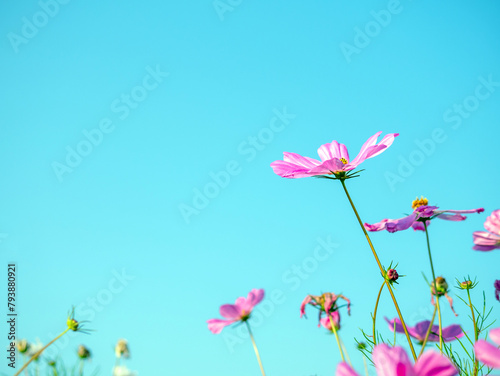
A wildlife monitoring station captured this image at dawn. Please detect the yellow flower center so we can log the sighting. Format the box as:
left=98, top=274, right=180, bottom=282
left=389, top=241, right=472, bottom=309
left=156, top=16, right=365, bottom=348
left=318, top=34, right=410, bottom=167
left=412, top=196, right=428, bottom=210
left=340, top=158, right=348, bottom=164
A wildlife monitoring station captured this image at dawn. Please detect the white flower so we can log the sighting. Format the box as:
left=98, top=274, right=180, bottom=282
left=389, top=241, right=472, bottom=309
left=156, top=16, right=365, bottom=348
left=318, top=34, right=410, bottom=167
left=112, top=365, right=137, bottom=376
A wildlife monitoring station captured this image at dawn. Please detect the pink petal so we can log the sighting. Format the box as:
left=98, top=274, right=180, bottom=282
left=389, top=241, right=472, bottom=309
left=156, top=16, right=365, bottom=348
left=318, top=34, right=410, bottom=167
left=270, top=160, right=314, bottom=178
left=317, top=141, right=350, bottom=162
left=241, top=289, right=264, bottom=312
left=473, top=244, right=499, bottom=251
left=435, top=213, right=467, bottom=221
left=283, top=152, right=321, bottom=168
left=300, top=296, right=312, bottom=318
left=473, top=231, right=500, bottom=245
left=484, top=209, right=500, bottom=235
left=309, top=158, right=346, bottom=174
left=207, top=319, right=234, bottom=334
left=385, top=317, right=421, bottom=340
left=336, top=362, right=360, bottom=376
left=350, top=132, right=399, bottom=167
left=411, top=221, right=429, bottom=231
left=372, top=344, right=416, bottom=376
left=365, top=219, right=391, bottom=232
left=219, top=304, right=241, bottom=319
left=385, top=214, right=418, bottom=233
left=475, top=339, right=500, bottom=368
left=489, top=327, right=500, bottom=346
left=415, top=350, right=458, bottom=376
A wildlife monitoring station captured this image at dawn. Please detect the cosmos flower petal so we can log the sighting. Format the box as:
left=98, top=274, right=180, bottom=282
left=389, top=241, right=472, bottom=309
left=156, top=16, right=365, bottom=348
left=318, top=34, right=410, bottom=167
left=336, top=362, right=361, bottom=376
left=317, top=141, right=350, bottom=162
left=489, top=327, right=500, bottom=346
left=282, top=152, right=321, bottom=168
left=484, top=209, right=500, bottom=235
left=207, top=319, right=235, bottom=334
left=475, top=339, right=500, bottom=368
left=270, top=160, right=315, bottom=179
left=219, top=304, right=241, bottom=319
left=372, top=344, right=416, bottom=376
left=414, top=350, right=459, bottom=376
left=300, top=295, right=312, bottom=317
left=337, top=362, right=361, bottom=376
left=309, top=158, right=346, bottom=174
left=473, top=231, right=500, bottom=245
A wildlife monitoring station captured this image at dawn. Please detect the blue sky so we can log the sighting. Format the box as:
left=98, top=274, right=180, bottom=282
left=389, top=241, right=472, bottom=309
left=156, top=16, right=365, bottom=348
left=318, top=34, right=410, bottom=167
left=1, top=1, right=500, bottom=375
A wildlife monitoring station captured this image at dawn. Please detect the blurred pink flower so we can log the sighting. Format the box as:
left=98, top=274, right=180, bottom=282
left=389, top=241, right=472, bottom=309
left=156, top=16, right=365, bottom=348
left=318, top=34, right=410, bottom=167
left=495, top=280, right=500, bottom=302
left=385, top=317, right=463, bottom=343
left=207, top=289, right=264, bottom=334
left=270, top=131, right=398, bottom=179
left=320, top=311, right=341, bottom=331
left=473, top=209, right=500, bottom=251
left=474, top=327, right=500, bottom=368
left=365, top=198, right=483, bottom=233
left=336, top=344, right=458, bottom=376
left=300, top=292, right=350, bottom=327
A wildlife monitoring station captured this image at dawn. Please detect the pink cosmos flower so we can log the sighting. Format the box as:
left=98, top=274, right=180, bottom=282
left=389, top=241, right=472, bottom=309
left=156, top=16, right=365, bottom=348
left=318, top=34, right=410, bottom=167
left=473, top=209, right=500, bottom=251
left=207, top=289, right=264, bottom=334
left=385, top=317, right=464, bottom=343
left=300, top=292, right=351, bottom=327
left=474, top=327, right=500, bottom=368
left=364, top=197, right=484, bottom=233
left=270, top=131, right=398, bottom=179
left=336, top=344, right=458, bottom=376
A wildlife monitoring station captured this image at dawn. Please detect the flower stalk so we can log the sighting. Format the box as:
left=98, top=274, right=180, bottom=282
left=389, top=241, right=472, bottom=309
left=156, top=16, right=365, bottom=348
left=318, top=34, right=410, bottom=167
left=423, top=222, right=443, bottom=354
left=340, top=179, right=417, bottom=361
left=245, top=321, right=266, bottom=376
left=372, top=281, right=385, bottom=346
left=13, top=328, right=70, bottom=376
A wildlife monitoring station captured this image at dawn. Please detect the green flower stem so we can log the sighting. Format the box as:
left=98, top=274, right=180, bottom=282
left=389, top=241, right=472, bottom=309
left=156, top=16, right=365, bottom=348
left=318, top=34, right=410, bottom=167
left=340, top=336, right=352, bottom=366
left=328, top=314, right=346, bottom=363
left=423, top=222, right=443, bottom=354
left=340, top=180, right=417, bottom=361
left=466, top=289, right=479, bottom=376
left=418, top=304, right=437, bottom=357
left=372, top=281, right=386, bottom=346
left=79, top=359, right=84, bottom=376
left=245, top=321, right=266, bottom=376
left=13, top=328, right=70, bottom=376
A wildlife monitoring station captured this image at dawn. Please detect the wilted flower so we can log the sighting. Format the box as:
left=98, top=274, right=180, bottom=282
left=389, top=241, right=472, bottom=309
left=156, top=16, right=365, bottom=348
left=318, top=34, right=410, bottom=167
left=115, top=339, right=130, bottom=358
left=364, top=197, right=484, bottom=233
left=300, top=292, right=351, bottom=327
left=473, top=209, right=500, bottom=251
left=336, top=344, right=458, bottom=376
left=112, top=365, right=137, bottom=376
left=270, top=131, right=398, bottom=179
left=77, top=345, right=91, bottom=359
left=495, top=280, right=500, bottom=302
left=385, top=317, right=464, bottom=343
left=207, top=289, right=264, bottom=334
left=16, top=339, right=29, bottom=354
left=431, top=277, right=457, bottom=316
left=474, top=327, right=500, bottom=368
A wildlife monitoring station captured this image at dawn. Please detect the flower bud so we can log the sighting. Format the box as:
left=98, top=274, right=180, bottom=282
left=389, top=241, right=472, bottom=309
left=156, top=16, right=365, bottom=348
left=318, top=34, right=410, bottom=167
left=67, top=317, right=79, bottom=331
left=77, top=345, right=91, bottom=359
left=387, top=269, right=399, bottom=281
left=16, top=339, right=29, bottom=354
left=459, top=280, right=473, bottom=290
left=431, top=277, right=448, bottom=296
left=115, top=339, right=130, bottom=358
left=357, top=342, right=367, bottom=350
